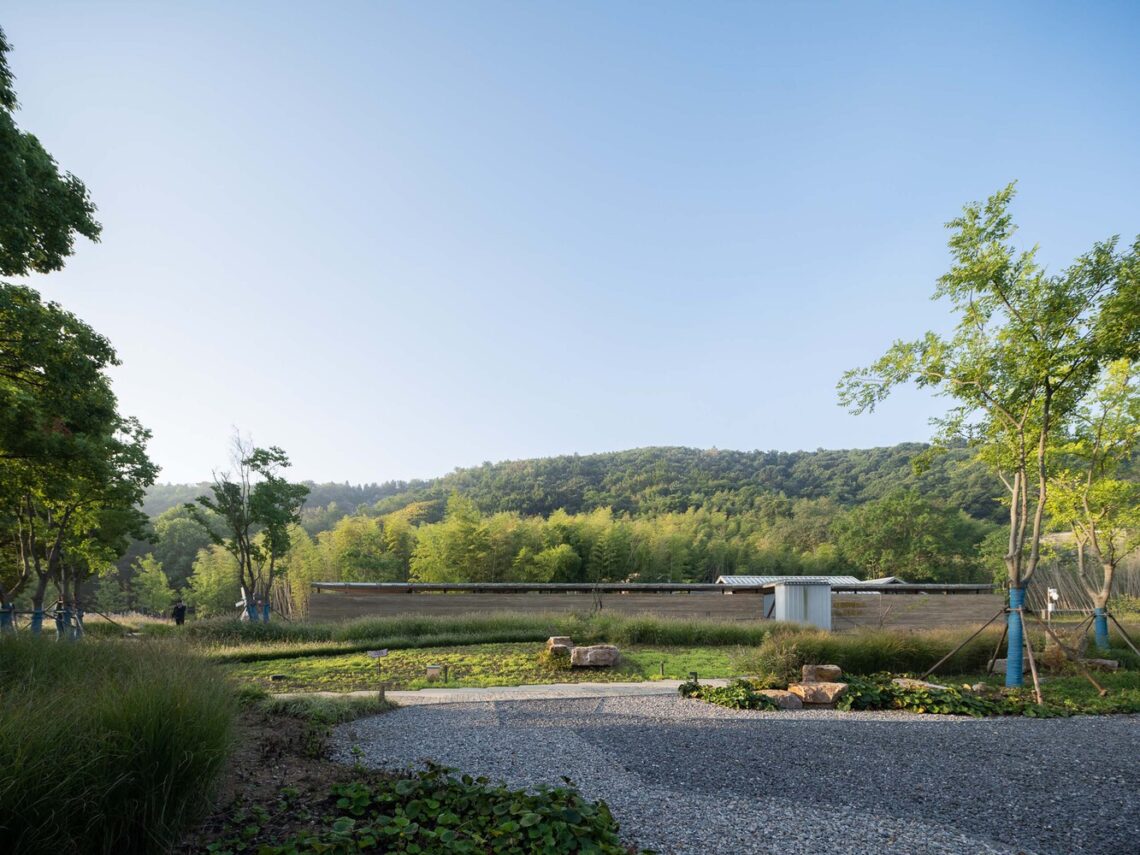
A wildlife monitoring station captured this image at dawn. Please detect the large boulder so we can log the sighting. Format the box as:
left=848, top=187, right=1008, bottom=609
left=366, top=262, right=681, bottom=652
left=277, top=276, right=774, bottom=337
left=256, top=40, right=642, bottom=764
left=570, top=644, right=620, bottom=668
left=802, top=664, right=843, bottom=683
left=787, top=681, right=847, bottom=705
left=546, top=636, right=574, bottom=655
left=757, top=689, right=804, bottom=710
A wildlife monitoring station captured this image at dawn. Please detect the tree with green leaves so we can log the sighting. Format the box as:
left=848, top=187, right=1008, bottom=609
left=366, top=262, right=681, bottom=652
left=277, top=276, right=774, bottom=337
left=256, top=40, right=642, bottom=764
left=131, top=554, right=175, bottom=615
left=839, top=184, right=1139, bottom=686
left=1049, top=359, right=1140, bottom=648
left=834, top=490, right=993, bottom=582
left=188, top=437, right=309, bottom=621
left=0, top=27, right=100, bottom=276
left=185, top=545, right=241, bottom=618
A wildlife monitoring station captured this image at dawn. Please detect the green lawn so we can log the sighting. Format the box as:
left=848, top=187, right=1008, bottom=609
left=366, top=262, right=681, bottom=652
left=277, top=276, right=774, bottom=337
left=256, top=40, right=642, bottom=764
left=225, top=643, right=736, bottom=692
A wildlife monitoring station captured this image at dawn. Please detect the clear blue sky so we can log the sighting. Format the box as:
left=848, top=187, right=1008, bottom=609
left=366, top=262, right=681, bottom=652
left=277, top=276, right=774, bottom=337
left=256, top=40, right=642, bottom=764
left=5, top=1, right=1139, bottom=484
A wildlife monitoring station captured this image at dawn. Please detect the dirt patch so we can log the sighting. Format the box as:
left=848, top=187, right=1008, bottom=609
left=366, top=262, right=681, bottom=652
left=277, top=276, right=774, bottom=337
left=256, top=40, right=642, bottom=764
left=178, top=708, right=363, bottom=851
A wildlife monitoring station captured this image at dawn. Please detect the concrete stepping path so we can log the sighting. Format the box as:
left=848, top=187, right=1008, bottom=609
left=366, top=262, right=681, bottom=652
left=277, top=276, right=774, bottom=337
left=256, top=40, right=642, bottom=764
left=272, top=678, right=729, bottom=706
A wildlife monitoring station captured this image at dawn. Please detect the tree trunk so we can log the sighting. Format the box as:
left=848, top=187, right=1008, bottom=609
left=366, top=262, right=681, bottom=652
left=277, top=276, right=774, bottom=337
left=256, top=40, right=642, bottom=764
left=1092, top=560, right=1115, bottom=650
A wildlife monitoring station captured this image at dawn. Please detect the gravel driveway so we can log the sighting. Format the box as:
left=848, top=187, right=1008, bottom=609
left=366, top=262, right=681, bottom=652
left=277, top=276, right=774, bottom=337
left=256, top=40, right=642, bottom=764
left=333, top=696, right=1139, bottom=854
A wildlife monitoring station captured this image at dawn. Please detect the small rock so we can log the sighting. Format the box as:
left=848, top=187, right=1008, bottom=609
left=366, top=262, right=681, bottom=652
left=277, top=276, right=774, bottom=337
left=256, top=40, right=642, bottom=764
left=891, top=678, right=950, bottom=691
left=1081, top=658, right=1120, bottom=671
left=546, top=636, right=573, bottom=651
left=757, top=689, right=804, bottom=710
left=570, top=644, right=620, bottom=667
left=989, top=657, right=1030, bottom=673
left=802, top=664, right=843, bottom=683
left=787, top=681, right=847, bottom=705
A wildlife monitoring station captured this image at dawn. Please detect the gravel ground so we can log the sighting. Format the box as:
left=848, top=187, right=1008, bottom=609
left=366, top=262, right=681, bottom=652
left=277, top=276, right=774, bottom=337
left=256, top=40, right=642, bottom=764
left=333, top=696, right=1139, bottom=854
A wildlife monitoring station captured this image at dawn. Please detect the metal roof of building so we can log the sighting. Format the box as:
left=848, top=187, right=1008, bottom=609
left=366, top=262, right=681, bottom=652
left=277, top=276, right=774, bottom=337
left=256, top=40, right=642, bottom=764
left=715, top=575, right=865, bottom=586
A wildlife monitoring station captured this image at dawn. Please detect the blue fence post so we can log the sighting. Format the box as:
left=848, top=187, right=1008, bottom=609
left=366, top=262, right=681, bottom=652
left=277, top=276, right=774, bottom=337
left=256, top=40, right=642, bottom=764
left=30, top=609, right=43, bottom=635
left=1005, top=587, right=1025, bottom=688
left=1093, top=606, right=1109, bottom=649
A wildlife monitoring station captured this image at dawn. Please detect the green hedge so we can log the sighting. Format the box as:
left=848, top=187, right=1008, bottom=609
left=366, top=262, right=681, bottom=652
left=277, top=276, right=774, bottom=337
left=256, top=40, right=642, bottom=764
left=0, top=637, right=235, bottom=854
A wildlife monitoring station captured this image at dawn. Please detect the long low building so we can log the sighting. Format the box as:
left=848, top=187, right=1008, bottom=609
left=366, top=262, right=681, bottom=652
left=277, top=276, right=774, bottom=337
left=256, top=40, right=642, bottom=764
left=308, top=579, right=998, bottom=631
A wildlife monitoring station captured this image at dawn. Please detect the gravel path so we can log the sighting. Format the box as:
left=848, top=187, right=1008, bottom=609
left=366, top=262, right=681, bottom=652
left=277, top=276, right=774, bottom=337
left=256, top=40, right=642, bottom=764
left=333, top=696, right=1139, bottom=854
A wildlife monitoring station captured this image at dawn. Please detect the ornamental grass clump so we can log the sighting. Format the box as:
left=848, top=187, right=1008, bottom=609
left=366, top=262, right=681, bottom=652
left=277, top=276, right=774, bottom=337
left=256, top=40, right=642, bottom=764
left=0, top=636, right=235, bottom=854
left=732, top=626, right=1000, bottom=681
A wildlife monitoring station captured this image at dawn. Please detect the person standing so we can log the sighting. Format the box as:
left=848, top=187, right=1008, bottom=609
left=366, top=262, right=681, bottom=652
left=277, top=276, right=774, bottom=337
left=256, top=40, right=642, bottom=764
left=171, top=599, right=187, bottom=626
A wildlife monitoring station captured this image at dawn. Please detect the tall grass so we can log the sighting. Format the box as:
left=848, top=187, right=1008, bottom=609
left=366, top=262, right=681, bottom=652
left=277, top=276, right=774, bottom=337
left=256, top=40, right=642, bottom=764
left=189, top=612, right=801, bottom=663
left=731, top=626, right=1002, bottom=683
left=0, top=637, right=235, bottom=854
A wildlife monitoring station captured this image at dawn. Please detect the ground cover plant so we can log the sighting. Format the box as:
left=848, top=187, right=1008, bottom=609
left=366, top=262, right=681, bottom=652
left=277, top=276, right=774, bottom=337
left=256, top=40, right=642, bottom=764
left=0, top=636, right=234, bottom=855
left=226, top=642, right=735, bottom=691
left=678, top=678, right=779, bottom=710
left=217, top=766, right=641, bottom=855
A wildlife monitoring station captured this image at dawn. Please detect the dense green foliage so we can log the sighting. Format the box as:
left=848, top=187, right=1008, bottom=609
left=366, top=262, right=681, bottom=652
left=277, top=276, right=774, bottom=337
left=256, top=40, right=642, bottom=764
left=0, top=28, right=101, bottom=277
left=678, top=678, right=779, bottom=710
left=210, top=766, right=639, bottom=855
left=142, top=443, right=1001, bottom=524
left=0, top=637, right=234, bottom=854
left=836, top=673, right=1140, bottom=717
left=118, top=444, right=1010, bottom=612
left=0, top=30, right=156, bottom=618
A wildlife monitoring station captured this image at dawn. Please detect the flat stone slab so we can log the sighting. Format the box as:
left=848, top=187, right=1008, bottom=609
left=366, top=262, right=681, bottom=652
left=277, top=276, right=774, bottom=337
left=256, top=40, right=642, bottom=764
left=571, top=644, right=621, bottom=667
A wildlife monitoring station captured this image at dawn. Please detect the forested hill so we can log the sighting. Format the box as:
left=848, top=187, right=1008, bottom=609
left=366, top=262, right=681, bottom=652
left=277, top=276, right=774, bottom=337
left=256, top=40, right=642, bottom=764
left=142, top=443, right=1003, bottom=525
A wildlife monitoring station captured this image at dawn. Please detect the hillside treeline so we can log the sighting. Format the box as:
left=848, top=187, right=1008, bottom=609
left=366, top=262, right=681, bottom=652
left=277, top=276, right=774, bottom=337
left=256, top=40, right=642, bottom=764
left=93, top=486, right=1001, bottom=618
left=142, top=442, right=1003, bottom=526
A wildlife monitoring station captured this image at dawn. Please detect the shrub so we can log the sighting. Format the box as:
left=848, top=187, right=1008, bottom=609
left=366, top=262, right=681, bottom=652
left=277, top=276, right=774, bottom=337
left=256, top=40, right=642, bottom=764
left=0, top=637, right=235, bottom=854
left=678, top=678, right=779, bottom=710
left=254, top=765, right=638, bottom=854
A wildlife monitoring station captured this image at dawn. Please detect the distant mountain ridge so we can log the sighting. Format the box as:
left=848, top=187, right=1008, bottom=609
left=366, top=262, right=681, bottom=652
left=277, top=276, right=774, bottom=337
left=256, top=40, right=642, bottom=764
left=143, top=442, right=1003, bottom=524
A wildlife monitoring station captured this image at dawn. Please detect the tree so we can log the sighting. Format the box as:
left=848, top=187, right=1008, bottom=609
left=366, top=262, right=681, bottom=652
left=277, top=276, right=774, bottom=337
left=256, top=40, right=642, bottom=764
left=188, top=437, right=309, bottom=621
left=1049, top=359, right=1140, bottom=647
left=131, top=554, right=174, bottom=615
left=834, top=490, right=992, bottom=582
left=153, top=505, right=215, bottom=590
left=0, top=28, right=101, bottom=276
left=185, top=545, right=241, bottom=618
left=839, top=184, right=1139, bottom=686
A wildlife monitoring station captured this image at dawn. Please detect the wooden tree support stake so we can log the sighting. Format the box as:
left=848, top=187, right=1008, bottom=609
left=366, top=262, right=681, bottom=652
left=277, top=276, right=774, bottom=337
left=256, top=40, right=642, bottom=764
left=1107, top=612, right=1140, bottom=659
left=923, top=608, right=1007, bottom=679
left=1017, top=609, right=1043, bottom=706
left=986, top=617, right=1009, bottom=677
left=1028, top=611, right=1107, bottom=696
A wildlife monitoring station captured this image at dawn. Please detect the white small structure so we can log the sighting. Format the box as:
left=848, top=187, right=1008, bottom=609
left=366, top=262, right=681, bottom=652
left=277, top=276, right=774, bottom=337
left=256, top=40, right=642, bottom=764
left=771, top=580, right=832, bottom=631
